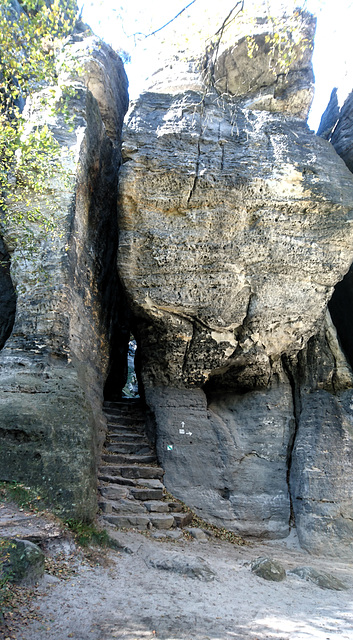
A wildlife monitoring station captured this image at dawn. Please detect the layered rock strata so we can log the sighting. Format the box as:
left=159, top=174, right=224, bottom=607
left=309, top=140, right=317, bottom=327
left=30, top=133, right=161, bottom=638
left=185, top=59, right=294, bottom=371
left=118, top=13, right=353, bottom=549
left=0, top=34, right=128, bottom=519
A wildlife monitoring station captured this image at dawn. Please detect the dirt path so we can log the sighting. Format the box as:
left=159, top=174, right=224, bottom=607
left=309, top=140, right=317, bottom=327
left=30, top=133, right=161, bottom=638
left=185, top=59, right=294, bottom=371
left=5, top=528, right=353, bottom=640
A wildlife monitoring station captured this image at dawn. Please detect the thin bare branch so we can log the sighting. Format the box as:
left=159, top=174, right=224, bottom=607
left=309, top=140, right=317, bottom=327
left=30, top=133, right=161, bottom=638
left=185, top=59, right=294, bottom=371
left=133, top=0, right=198, bottom=40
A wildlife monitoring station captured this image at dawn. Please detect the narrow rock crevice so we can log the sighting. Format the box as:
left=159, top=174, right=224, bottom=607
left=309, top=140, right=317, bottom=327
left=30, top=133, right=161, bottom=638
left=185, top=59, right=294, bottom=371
left=0, top=236, right=16, bottom=351
left=186, top=139, right=201, bottom=206
left=281, top=355, right=301, bottom=529
left=328, top=264, right=353, bottom=372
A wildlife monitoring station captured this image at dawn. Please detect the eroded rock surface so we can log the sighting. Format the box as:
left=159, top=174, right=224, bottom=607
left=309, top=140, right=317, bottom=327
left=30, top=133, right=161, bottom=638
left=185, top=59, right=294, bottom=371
left=0, top=34, right=128, bottom=518
left=118, top=13, right=353, bottom=546
left=212, top=11, right=316, bottom=119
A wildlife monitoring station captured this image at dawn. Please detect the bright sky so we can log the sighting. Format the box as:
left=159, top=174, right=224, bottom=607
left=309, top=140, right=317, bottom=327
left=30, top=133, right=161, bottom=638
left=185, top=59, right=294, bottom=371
left=78, top=0, right=353, bottom=131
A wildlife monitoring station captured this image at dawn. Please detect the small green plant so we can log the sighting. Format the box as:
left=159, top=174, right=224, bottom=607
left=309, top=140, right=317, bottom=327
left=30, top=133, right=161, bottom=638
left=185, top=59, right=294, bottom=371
left=0, top=539, right=14, bottom=623
left=0, top=481, right=45, bottom=511
left=65, top=519, right=111, bottom=548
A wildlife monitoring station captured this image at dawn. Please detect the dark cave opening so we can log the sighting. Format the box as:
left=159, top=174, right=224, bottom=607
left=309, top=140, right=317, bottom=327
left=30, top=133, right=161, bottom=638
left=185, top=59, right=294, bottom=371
left=328, top=263, right=353, bottom=371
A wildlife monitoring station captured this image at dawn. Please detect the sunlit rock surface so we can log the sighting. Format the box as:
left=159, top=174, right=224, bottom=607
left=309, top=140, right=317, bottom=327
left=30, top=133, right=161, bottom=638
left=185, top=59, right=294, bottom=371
left=118, top=12, right=353, bottom=543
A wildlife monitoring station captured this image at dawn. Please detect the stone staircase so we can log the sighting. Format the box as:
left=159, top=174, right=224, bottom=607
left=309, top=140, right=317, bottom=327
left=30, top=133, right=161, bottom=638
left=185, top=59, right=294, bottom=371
left=98, top=398, right=192, bottom=531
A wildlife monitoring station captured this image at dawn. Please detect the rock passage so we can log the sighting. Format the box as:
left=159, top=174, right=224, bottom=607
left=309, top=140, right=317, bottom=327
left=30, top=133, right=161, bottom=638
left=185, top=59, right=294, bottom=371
left=98, top=398, right=192, bottom=531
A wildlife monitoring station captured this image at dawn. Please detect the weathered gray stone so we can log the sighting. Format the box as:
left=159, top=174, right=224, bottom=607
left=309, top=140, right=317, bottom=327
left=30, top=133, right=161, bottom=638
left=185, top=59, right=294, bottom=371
left=288, top=566, right=347, bottom=591
left=111, top=499, right=148, bottom=515
left=186, top=528, right=208, bottom=542
left=282, top=306, right=353, bottom=558
left=212, top=11, right=316, bottom=119
left=119, top=90, right=353, bottom=393
left=290, top=387, right=353, bottom=558
left=146, top=381, right=294, bottom=538
left=173, top=512, right=193, bottom=528
left=117, top=9, right=353, bottom=547
left=103, top=514, right=150, bottom=529
left=0, top=538, right=45, bottom=585
left=0, top=35, right=128, bottom=519
left=143, top=549, right=216, bottom=581
left=149, top=513, right=174, bottom=529
left=251, top=557, right=286, bottom=582
left=99, top=485, right=130, bottom=500
left=144, top=501, right=169, bottom=513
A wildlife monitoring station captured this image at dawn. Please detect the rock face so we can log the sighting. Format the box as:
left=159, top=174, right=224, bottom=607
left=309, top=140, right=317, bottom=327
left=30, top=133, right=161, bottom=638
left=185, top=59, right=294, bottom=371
left=212, top=11, right=315, bottom=120
left=118, top=11, right=353, bottom=547
left=0, top=33, right=128, bottom=519
left=286, top=86, right=353, bottom=558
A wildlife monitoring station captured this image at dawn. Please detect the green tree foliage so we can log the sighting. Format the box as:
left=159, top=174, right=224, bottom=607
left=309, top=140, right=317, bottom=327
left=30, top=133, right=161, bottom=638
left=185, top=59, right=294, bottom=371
left=0, top=0, right=77, bottom=247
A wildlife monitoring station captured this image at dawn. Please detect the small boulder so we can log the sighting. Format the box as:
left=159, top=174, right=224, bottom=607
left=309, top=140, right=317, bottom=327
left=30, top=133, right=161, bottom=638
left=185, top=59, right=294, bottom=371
left=143, top=549, right=216, bottom=582
left=186, top=527, right=209, bottom=542
left=288, top=566, right=347, bottom=591
left=251, top=557, right=286, bottom=582
left=0, top=538, right=45, bottom=585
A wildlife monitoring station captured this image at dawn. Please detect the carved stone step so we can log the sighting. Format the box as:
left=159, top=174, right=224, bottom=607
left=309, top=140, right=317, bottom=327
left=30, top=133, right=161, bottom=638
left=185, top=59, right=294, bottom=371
left=101, top=465, right=164, bottom=480
left=102, top=514, right=151, bottom=529
left=130, top=487, right=164, bottom=501
left=101, top=453, right=156, bottom=465
left=104, top=399, right=141, bottom=406
left=173, top=512, right=193, bottom=527
left=106, top=433, right=147, bottom=442
left=99, top=485, right=130, bottom=500
left=144, top=500, right=170, bottom=513
left=106, top=498, right=148, bottom=515
left=98, top=473, right=135, bottom=486
left=105, top=442, right=153, bottom=455
left=149, top=513, right=174, bottom=529
left=135, top=478, right=164, bottom=489
left=106, top=425, right=146, bottom=435
left=104, top=411, right=146, bottom=426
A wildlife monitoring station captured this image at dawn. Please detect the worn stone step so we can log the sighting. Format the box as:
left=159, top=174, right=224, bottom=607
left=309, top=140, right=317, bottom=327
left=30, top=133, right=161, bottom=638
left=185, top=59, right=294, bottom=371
left=167, top=502, right=184, bottom=513
left=101, top=465, right=164, bottom=480
left=104, top=413, right=145, bottom=425
left=99, top=485, right=130, bottom=500
left=135, top=478, right=164, bottom=489
left=102, top=514, right=151, bottom=529
left=149, top=513, right=174, bottom=529
left=173, top=511, right=193, bottom=527
left=98, top=472, right=136, bottom=486
left=104, top=407, right=145, bottom=417
left=104, top=399, right=141, bottom=409
left=105, top=442, right=153, bottom=455
left=144, top=500, right=170, bottom=513
left=105, top=498, right=148, bottom=515
left=106, top=424, right=146, bottom=435
left=106, top=433, right=147, bottom=442
left=130, top=487, right=164, bottom=501
left=102, top=453, right=157, bottom=465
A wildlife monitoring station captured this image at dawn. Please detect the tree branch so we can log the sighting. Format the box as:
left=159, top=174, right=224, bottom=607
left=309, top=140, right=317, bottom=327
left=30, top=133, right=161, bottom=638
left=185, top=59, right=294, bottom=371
left=133, top=0, right=198, bottom=40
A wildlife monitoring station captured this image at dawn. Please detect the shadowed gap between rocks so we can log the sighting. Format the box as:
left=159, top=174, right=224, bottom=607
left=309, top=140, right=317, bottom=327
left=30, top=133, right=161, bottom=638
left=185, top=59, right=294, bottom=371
left=0, top=235, right=16, bottom=351
left=328, top=263, right=353, bottom=371
left=103, top=306, right=145, bottom=403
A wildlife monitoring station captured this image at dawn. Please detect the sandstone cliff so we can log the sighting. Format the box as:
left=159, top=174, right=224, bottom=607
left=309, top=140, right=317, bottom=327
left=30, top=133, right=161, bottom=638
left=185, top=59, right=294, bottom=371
left=117, top=11, right=353, bottom=555
left=0, top=28, right=128, bottom=519
left=2, top=5, right=353, bottom=559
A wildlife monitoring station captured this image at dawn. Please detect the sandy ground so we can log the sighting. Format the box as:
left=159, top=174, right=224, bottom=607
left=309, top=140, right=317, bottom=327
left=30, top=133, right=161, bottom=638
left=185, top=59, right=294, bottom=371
left=5, top=527, right=353, bottom=640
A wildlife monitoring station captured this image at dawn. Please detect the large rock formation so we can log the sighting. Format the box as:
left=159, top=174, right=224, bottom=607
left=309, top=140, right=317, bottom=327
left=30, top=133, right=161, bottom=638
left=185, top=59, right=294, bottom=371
left=0, top=32, right=128, bottom=519
left=118, top=11, right=353, bottom=549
